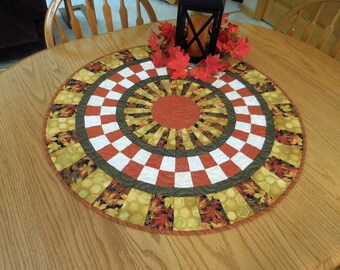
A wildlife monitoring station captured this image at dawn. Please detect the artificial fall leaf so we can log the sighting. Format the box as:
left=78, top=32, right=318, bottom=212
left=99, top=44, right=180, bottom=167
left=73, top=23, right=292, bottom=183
left=167, top=46, right=189, bottom=79
left=159, top=21, right=176, bottom=41
left=228, top=36, right=252, bottom=61
left=151, top=48, right=168, bottom=67
left=227, top=22, right=240, bottom=36
left=189, top=65, right=209, bottom=81
left=221, top=13, right=229, bottom=26
left=205, top=54, right=228, bottom=75
left=217, top=39, right=231, bottom=55
left=217, top=28, right=230, bottom=45
left=148, top=31, right=159, bottom=51
left=189, top=55, right=229, bottom=81
left=170, top=69, right=188, bottom=80
left=148, top=21, right=252, bottom=81
left=217, top=24, right=250, bottom=61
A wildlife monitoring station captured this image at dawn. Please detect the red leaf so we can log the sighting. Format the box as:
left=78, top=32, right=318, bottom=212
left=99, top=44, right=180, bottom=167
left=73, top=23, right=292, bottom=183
left=217, top=40, right=227, bottom=54
left=228, top=36, right=252, bottom=61
left=167, top=46, right=189, bottom=79
left=151, top=48, right=168, bottom=67
left=189, top=55, right=229, bottom=82
left=205, top=54, right=227, bottom=75
left=167, top=46, right=181, bottom=62
left=148, top=31, right=159, bottom=51
left=189, top=66, right=207, bottom=81
left=170, top=68, right=188, bottom=80
left=159, top=22, right=176, bottom=42
left=221, top=13, right=229, bottom=27
left=227, top=22, right=240, bottom=36
left=218, top=28, right=230, bottom=44
left=148, top=21, right=251, bottom=81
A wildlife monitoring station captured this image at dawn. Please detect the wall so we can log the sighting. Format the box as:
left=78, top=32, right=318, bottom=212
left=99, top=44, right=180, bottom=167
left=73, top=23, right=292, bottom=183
left=240, top=0, right=259, bottom=18
left=243, top=0, right=259, bottom=12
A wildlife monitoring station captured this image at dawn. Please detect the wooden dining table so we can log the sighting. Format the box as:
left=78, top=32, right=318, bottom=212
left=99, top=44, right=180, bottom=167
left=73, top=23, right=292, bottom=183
left=0, top=22, right=339, bottom=270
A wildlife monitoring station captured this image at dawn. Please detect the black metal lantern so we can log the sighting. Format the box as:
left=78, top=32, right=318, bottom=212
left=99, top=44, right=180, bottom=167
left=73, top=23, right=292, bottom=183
left=175, top=0, right=226, bottom=63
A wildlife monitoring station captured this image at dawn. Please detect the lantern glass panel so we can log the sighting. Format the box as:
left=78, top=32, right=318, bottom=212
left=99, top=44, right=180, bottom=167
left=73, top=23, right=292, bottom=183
left=186, top=12, right=213, bottom=58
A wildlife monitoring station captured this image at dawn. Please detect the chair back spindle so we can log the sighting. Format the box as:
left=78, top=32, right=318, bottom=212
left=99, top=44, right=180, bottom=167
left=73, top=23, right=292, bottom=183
left=275, top=0, right=340, bottom=60
left=44, top=0, right=157, bottom=48
left=301, top=2, right=325, bottom=43
left=136, top=0, right=144, bottom=26
left=119, top=0, right=129, bottom=29
left=317, top=8, right=340, bottom=50
left=102, top=0, right=114, bottom=32
left=85, top=0, right=98, bottom=35
left=54, top=16, right=69, bottom=44
left=140, top=0, right=157, bottom=23
left=287, top=10, right=303, bottom=36
left=65, top=0, right=83, bottom=39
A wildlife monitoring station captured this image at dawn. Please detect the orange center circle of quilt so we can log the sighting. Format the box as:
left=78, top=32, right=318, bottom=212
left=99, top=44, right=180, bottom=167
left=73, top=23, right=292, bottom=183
left=152, top=95, right=200, bottom=129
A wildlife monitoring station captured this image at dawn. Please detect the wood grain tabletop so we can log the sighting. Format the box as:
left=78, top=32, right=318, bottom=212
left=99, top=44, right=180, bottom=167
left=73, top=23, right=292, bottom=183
left=0, top=23, right=339, bottom=270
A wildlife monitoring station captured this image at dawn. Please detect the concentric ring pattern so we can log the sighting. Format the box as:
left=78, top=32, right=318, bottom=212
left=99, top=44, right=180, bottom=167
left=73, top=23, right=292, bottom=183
left=45, top=46, right=305, bottom=233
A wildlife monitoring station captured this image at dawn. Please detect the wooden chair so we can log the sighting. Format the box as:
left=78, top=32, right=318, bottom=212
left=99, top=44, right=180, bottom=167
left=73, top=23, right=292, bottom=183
left=274, top=0, right=340, bottom=60
left=44, top=0, right=157, bottom=48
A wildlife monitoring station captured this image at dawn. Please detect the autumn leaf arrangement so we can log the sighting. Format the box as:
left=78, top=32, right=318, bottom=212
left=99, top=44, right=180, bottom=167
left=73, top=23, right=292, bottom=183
left=147, top=14, right=252, bottom=82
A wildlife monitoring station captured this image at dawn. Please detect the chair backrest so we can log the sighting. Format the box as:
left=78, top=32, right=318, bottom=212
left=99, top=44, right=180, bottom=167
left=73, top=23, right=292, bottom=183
left=274, top=0, right=340, bottom=60
left=44, top=0, right=157, bottom=48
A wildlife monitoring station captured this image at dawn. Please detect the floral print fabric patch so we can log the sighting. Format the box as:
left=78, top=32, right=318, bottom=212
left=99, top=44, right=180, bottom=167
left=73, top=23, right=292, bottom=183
left=45, top=46, right=305, bottom=233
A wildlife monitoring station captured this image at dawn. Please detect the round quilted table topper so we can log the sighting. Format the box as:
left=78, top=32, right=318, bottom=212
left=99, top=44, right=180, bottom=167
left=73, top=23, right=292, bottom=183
left=45, top=46, right=305, bottom=233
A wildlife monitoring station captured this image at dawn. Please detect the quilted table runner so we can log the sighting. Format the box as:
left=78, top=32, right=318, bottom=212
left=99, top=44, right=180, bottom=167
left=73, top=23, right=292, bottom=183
left=45, top=46, right=305, bottom=234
